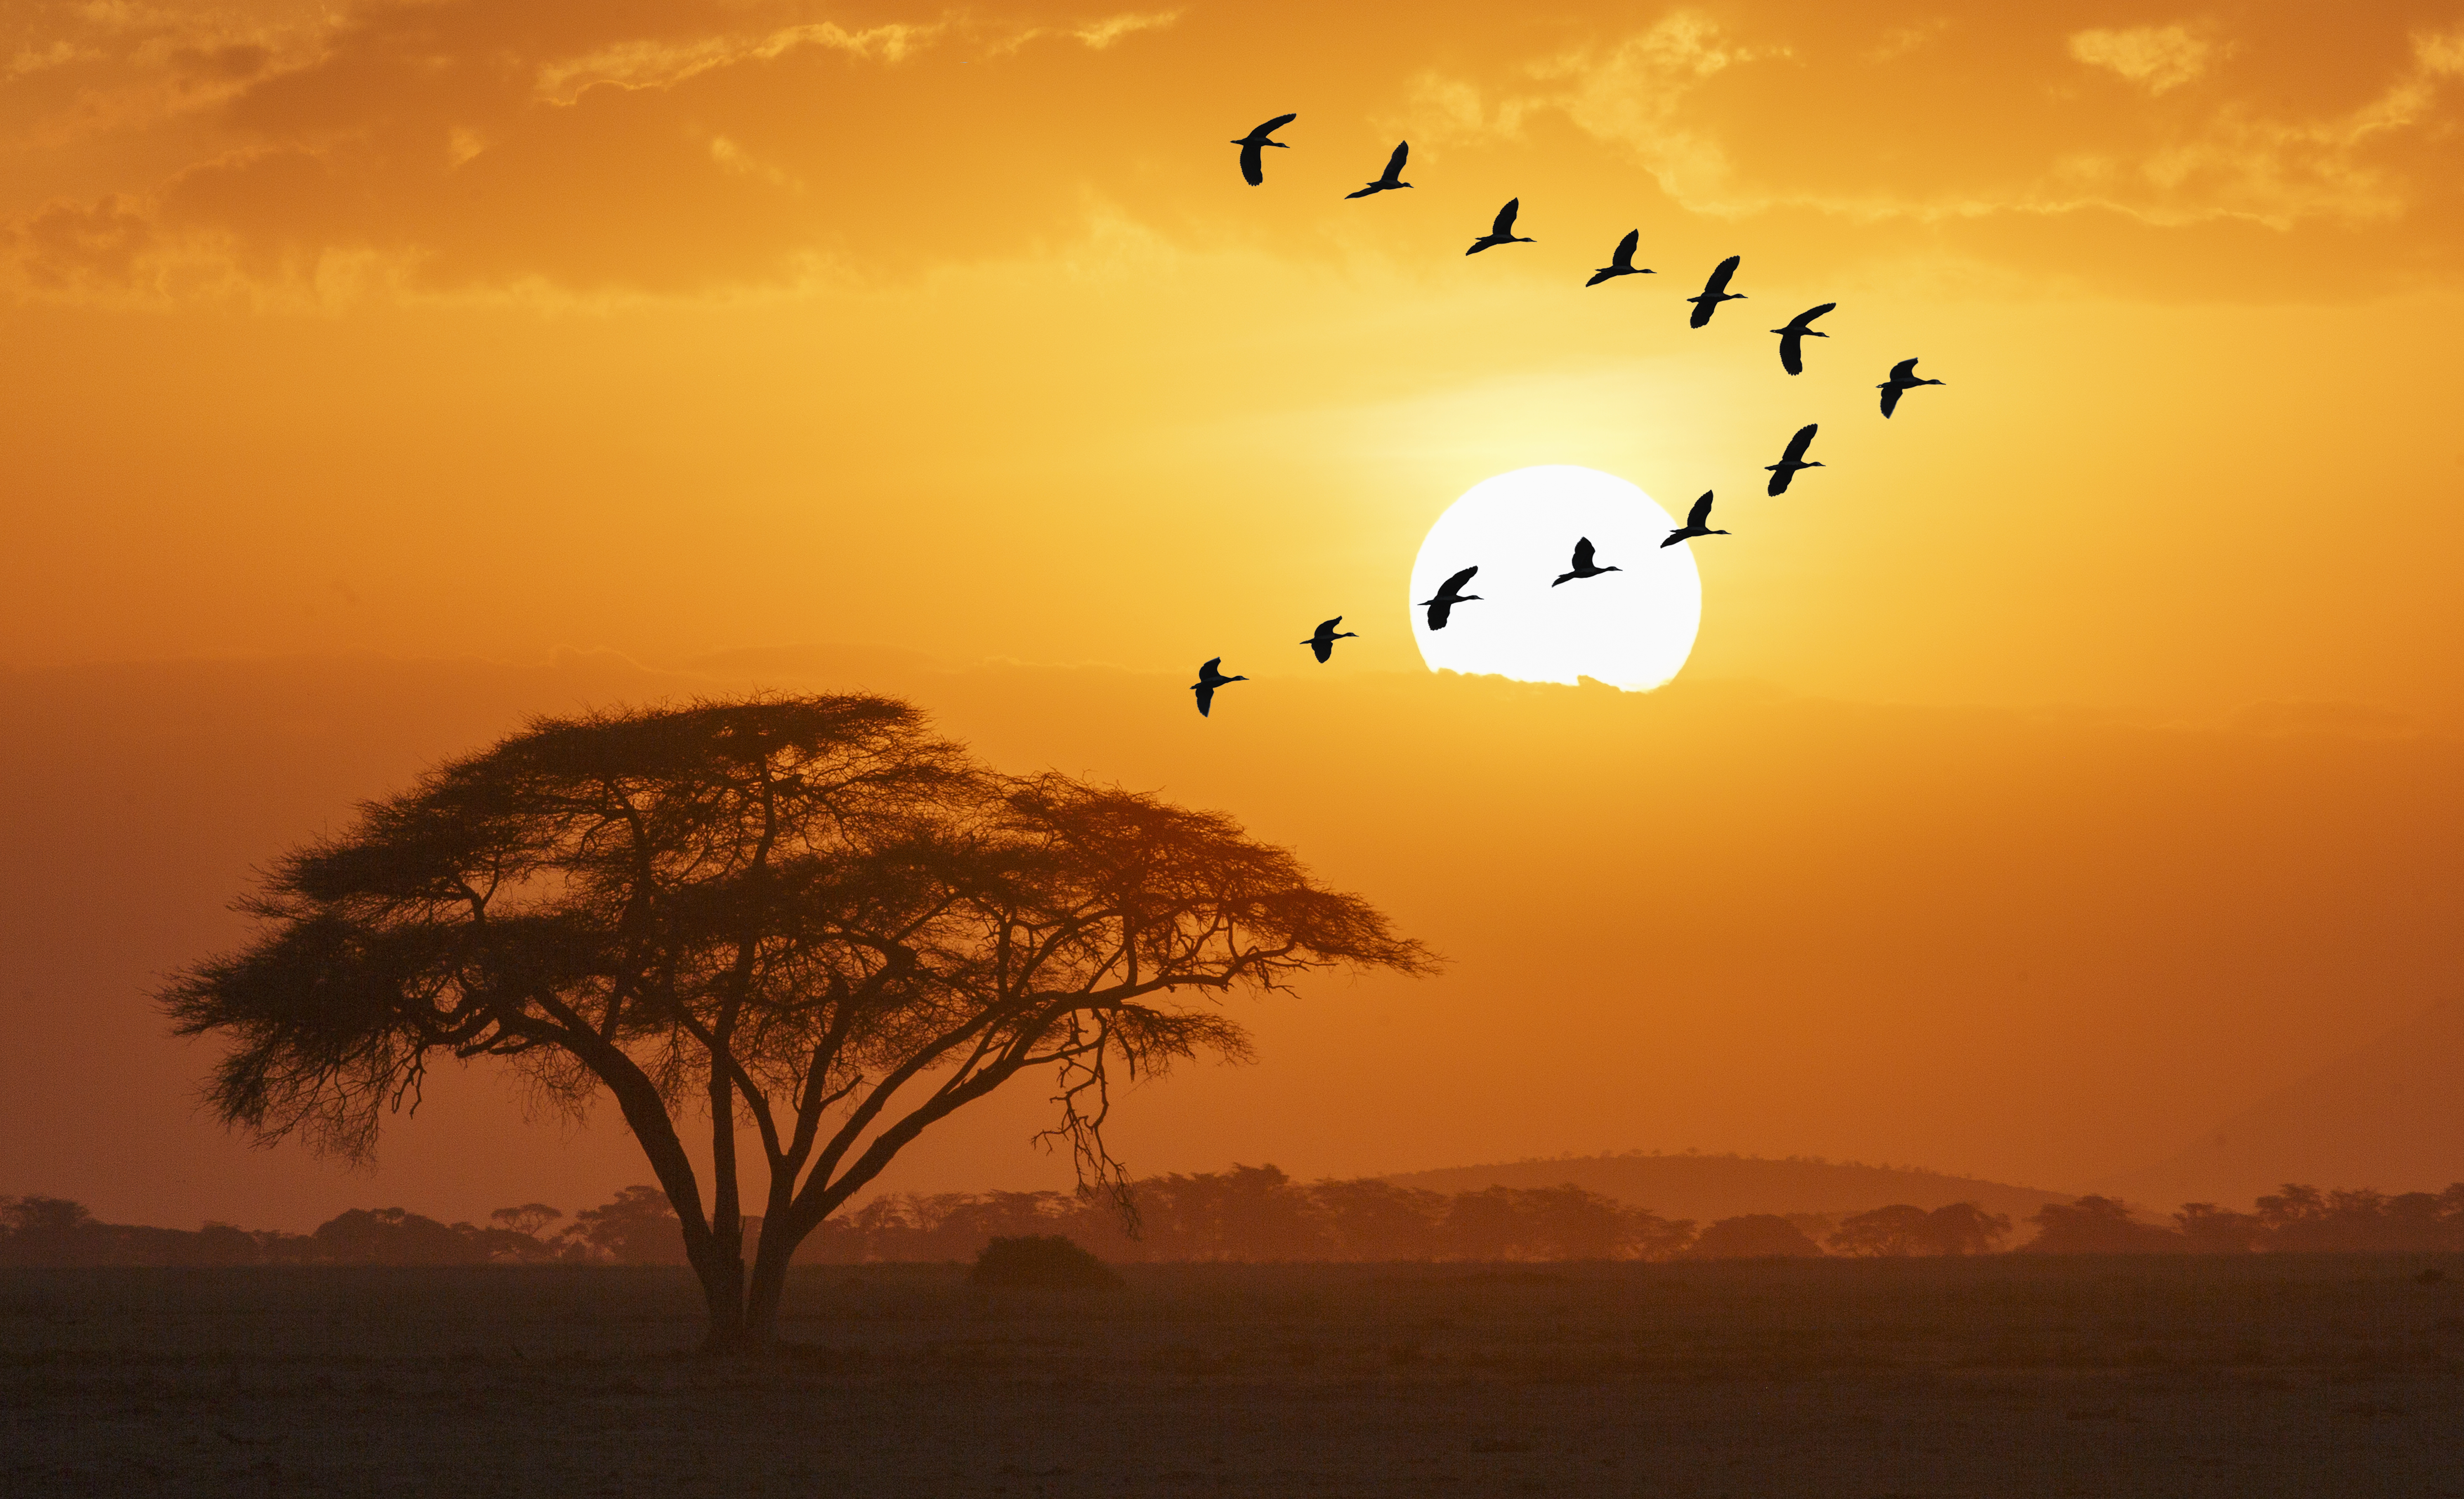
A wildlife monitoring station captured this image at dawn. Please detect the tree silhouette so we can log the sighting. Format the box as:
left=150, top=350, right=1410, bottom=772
left=161, top=694, right=1431, bottom=1348
left=2016, top=1195, right=2185, bottom=1253
left=1690, top=1214, right=1823, bottom=1258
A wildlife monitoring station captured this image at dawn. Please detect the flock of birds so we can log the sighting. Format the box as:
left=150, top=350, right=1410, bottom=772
left=1191, top=116, right=1950, bottom=718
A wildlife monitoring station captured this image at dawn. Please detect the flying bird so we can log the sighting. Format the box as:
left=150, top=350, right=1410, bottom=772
left=1877, top=357, right=1946, bottom=417
left=1346, top=142, right=1411, bottom=198
left=1231, top=114, right=1295, bottom=187
left=1771, top=303, right=1836, bottom=376
left=1189, top=657, right=1247, bottom=717
left=1764, top=424, right=1823, bottom=496
left=1551, top=537, right=1621, bottom=586
left=1300, top=617, right=1358, bottom=662
left=1586, top=230, right=1652, bottom=286
left=1418, top=566, right=1482, bottom=629
left=1662, top=491, right=1728, bottom=547
left=1465, top=199, right=1534, bottom=255
left=1686, top=255, right=1744, bottom=327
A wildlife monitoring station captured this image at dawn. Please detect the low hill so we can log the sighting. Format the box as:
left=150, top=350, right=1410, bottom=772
left=1383, top=1153, right=2074, bottom=1225
left=2100, top=1001, right=2464, bottom=1210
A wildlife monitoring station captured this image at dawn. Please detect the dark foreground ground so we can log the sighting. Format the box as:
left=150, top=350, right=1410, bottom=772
left=4, top=1255, right=2461, bottom=1498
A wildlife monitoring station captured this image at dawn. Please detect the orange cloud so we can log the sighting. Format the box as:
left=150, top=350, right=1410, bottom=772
left=4, top=1, right=2459, bottom=304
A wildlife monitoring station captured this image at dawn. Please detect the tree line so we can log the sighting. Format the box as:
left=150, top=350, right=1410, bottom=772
left=12, top=1168, right=2464, bottom=1267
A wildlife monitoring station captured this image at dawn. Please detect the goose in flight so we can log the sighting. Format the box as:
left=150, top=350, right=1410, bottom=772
left=1189, top=658, right=1247, bottom=717
left=1772, top=303, right=1835, bottom=376
left=1586, top=230, right=1652, bottom=286
left=1877, top=358, right=1945, bottom=417
left=1465, top=199, right=1534, bottom=255
left=1551, top=537, right=1621, bottom=586
left=1300, top=617, right=1358, bottom=662
left=1346, top=142, right=1411, bottom=198
left=1418, top=566, right=1482, bottom=629
left=1686, top=255, right=1744, bottom=327
left=1662, top=492, right=1728, bottom=547
left=1232, top=114, right=1295, bottom=186
left=1764, top=424, right=1823, bottom=496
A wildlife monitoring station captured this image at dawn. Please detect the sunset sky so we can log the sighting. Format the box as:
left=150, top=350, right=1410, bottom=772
left=3, top=0, right=2460, bottom=1230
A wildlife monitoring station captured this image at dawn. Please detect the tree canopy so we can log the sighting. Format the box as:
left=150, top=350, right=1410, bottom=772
left=162, top=693, right=1432, bottom=1346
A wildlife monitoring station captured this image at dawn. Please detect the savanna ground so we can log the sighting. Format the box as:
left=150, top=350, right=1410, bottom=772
left=4, top=1256, right=2460, bottom=1498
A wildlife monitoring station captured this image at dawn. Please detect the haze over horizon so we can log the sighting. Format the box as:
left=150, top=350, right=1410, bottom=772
left=3, top=0, right=2460, bottom=1234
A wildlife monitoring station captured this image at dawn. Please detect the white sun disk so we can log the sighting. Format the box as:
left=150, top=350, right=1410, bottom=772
left=1409, top=466, right=1702, bottom=692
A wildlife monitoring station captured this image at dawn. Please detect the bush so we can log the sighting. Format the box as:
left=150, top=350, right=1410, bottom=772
left=969, top=1235, right=1123, bottom=1289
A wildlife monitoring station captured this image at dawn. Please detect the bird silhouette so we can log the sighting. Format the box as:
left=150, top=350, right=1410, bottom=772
left=1419, top=566, right=1481, bottom=629
left=1189, top=658, right=1247, bottom=717
left=1232, top=114, right=1295, bottom=186
left=1877, top=357, right=1946, bottom=417
left=1662, top=491, right=1728, bottom=547
left=1764, top=424, right=1823, bottom=496
left=1346, top=142, right=1411, bottom=198
left=1686, top=255, right=1744, bottom=327
left=1551, top=537, right=1621, bottom=586
left=1585, top=230, right=1652, bottom=286
left=1465, top=199, right=1534, bottom=255
left=1772, top=303, right=1835, bottom=375
left=1300, top=617, right=1358, bottom=662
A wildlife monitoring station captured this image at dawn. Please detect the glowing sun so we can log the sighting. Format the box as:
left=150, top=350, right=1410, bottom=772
left=1408, top=465, right=1702, bottom=692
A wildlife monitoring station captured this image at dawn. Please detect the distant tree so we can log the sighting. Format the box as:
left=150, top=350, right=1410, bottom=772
left=1920, top=1202, right=2013, bottom=1256
left=1133, top=1164, right=1331, bottom=1261
left=310, top=1207, right=484, bottom=1265
left=1828, top=1204, right=1933, bottom=1257
left=0, top=1197, right=98, bottom=1265
left=1309, top=1178, right=1448, bottom=1260
left=2016, top=1195, right=2186, bottom=1254
left=2255, top=1184, right=2463, bottom=1253
left=2173, top=1202, right=2266, bottom=1254
left=161, top=695, right=1430, bottom=1349
left=490, top=1203, right=563, bottom=1238
left=1691, top=1214, right=1824, bottom=1258
left=558, top=1186, right=690, bottom=1265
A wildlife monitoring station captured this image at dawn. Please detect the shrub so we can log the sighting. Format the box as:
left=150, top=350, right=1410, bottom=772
left=969, top=1235, right=1123, bottom=1289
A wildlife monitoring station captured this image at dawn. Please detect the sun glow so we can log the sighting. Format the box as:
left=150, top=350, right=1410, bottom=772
left=1408, top=465, right=1703, bottom=692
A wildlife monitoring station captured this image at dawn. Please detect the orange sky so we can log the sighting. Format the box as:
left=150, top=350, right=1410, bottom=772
left=3, top=0, right=2461, bottom=1228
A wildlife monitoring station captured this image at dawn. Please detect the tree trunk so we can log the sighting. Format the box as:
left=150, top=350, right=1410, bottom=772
left=693, top=1224, right=750, bottom=1352
left=741, top=1222, right=795, bottom=1348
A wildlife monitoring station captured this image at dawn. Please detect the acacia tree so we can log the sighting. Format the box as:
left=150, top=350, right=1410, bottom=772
left=162, top=694, right=1431, bottom=1349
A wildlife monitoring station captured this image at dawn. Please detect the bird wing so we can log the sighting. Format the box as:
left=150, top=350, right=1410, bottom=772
left=1571, top=537, right=1595, bottom=571
left=1613, top=229, right=1637, bottom=267
left=1779, top=334, right=1802, bottom=376
left=1254, top=113, right=1296, bottom=138
left=1688, top=492, right=1714, bottom=528
left=1193, top=685, right=1214, bottom=716
left=1584, top=268, right=1613, bottom=286
left=1239, top=143, right=1264, bottom=186
left=1200, top=657, right=1222, bottom=680
left=1879, top=384, right=1902, bottom=417
left=1783, top=423, right=1817, bottom=462
left=1659, top=532, right=1685, bottom=548
left=1889, top=357, right=1918, bottom=381
left=1443, top=564, right=1479, bottom=597
left=1425, top=600, right=1450, bottom=629
left=1384, top=141, right=1408, bottom=178
left=1689, top=298, right=1714, bottom=329
left=1492, top=199, right=1519, bottom=237
left=1705, top=255, right=1740, bottom=293
left=1795, top=302, right=1836, bottom=330
left=1308, top=640, right=1331, bottom=662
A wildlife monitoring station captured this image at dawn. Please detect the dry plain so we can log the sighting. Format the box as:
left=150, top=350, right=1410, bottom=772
left=4, top=1256, right=2461, bottom=1498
